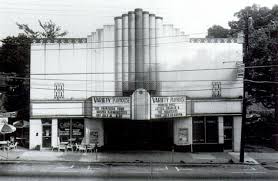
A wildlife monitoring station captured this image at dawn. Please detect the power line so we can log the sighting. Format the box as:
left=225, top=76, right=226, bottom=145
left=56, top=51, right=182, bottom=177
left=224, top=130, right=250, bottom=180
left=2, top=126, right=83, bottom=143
left=31, top=86, right=242, bottom=93
left=16, top=65, right=278, bottom=76
left=245, top=79, right=278, bottom=84
left=0, top=75, right=242, bottom=82
left=29, top=81, right=243, bottom=87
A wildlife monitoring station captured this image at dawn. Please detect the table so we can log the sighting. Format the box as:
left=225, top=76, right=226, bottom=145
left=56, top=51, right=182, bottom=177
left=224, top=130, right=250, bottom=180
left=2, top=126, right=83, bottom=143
left=0, top=141, right=10, bottom=150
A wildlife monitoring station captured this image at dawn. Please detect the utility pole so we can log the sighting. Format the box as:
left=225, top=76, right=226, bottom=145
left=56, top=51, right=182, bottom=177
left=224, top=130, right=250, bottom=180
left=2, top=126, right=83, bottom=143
left=271, top=30, right=278, bottom=150
left=240, top=14, right=250, bottom=163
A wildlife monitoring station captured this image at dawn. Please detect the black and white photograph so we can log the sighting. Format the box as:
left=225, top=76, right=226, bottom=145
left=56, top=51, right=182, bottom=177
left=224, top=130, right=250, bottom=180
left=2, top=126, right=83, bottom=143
left=0, top=0, right=278, bottom=180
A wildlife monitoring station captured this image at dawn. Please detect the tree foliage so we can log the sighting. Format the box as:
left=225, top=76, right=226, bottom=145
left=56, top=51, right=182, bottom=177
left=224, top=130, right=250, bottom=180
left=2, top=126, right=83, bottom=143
left=208, top=4, right=278, bottom=109
left=206, top=25, right=232, bottom=38
left=16, top=20, right=68, bottom=40
left=231, top=4, right=278, bottom=109
left=0, top=20, right=68, bottom=119
left=0, top=34, right=30, bottom=119
left=0, top=34, right=31, bottom=74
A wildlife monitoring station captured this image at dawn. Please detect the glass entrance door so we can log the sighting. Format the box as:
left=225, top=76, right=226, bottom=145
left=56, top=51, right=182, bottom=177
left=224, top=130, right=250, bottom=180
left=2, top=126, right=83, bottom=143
left=42, top=119, right=52, bottom=148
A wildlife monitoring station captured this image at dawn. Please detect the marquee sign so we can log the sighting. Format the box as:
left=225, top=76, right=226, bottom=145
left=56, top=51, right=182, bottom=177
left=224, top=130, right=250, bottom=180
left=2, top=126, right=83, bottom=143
left=92, top=97, right=131, bottom=119
left=151, top=96, right=186, bottom=119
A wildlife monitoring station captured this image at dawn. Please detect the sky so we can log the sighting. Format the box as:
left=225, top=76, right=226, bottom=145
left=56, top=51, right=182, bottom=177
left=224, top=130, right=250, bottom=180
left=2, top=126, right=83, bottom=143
left=0, top=0, right=277, bottom=40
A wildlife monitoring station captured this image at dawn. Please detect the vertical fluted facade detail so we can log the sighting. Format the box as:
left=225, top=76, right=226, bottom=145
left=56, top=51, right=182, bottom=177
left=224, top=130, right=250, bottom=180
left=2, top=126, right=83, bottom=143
left=122, top=14, right=129, bottom=92
left=114, top=17, right=123, bottom=96
left=86, top=9, right=189, bottom=96
left=143, top=11, right=150, bottom=90
left=155, top=17, right=163, bottom=96
left=128, top=11, right=136, bottom=92
left=86, top=34, right=92, bottom=98
left=149, top=14, right=156, bottom=92
left=103, top=25, right=115, bottom=96
left=91, top=32, right=96, bottom=96
left=95, top=30, right=101, bottom=96
left=96, top=29, right=104, bottom=96
left=135, top=8, right=144, bottom=89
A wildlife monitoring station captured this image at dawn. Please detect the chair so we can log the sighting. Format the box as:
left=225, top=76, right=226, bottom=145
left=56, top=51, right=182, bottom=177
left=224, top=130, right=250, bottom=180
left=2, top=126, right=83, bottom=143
left=86, top=144, right=95, bottom=153
left=52, top=145, right=59, bottom=151
left=76, top=143, right=86, bottom=153
left=8, top=142, right=18, bottom=150
left=52, top=139, right=61, bottom=151
left=58, top=143, right=66, bottom=152
left=66, top=144, right=73, bottom=152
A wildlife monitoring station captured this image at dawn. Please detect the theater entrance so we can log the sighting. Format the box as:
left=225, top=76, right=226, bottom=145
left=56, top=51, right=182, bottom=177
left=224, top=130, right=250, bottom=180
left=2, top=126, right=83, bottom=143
left=103, top=119, right=173, bottom=150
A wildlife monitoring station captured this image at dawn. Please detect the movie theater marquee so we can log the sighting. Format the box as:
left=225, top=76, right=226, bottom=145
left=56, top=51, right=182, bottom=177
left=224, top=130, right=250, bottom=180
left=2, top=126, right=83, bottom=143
left=151, top=96, right=187, bottom=119
left=91, top=96, right=186, bottom=119
left=92, top=97, right=131, bottom=119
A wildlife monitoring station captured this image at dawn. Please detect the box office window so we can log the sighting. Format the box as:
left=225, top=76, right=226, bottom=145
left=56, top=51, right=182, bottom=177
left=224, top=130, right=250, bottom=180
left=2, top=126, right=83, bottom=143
left=58, top=119, right=84, bottom=144
left=193, top=116, right=218, bottom=144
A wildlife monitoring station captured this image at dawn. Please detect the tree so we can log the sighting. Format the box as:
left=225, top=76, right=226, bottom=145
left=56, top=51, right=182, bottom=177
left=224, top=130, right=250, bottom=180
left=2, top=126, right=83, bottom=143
left=0, top=20, right=68, bottom=120
left=206, top=25, right=232, bottom=38
left=0, top=34, right=30, bottom=120
left=231, top=4, right=278, bottom=108
left=0, top=34, right=31, bottom=74
left=227, top=4, right=278, bottom=146
left=16, top=20, right=68, bottom=40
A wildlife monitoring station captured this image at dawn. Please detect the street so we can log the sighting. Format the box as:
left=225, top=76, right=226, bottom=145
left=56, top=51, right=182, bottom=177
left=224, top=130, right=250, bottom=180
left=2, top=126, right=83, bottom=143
left=1, top=161, right=278, bottom=180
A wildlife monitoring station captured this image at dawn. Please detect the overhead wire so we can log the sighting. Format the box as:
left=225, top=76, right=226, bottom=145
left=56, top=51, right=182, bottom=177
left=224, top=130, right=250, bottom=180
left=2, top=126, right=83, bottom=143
left=4, top=64, right=275, bottom=76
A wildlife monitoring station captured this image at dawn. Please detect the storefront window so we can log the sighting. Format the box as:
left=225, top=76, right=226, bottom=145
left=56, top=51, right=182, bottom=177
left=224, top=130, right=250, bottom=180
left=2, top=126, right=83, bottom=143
left=193, top=116, right=219, bottom=144
left=206, top=116, right=218, bottom=143
left=71, top=119, right=84, bottom=144
left=58, top=119, right=84, bottom=144
left=58, top=119, right=70, bottom=143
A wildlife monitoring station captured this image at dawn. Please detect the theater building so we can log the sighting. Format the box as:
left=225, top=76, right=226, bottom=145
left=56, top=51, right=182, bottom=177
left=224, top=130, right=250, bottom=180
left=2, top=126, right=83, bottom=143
left=29, top=9, right=243, bottom=152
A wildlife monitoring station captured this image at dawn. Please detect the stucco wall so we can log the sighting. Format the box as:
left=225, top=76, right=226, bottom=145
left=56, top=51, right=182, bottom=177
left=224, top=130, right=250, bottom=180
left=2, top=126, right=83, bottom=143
left=233, top=116, right=242, bottom=152
left=218, top=116, right=224, bottom=144
left=51, top=118, right=58, bottom=147
left=29, top=119, right=42, bottom=149
left=30, top=9, right=242, bottom=101
left=158, top=41, right=243, bottom=98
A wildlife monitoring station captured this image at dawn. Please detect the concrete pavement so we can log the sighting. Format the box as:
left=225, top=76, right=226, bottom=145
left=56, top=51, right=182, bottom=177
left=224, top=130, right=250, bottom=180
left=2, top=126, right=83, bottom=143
left=0, top=148, right=259, bottom=164
left=0, top=161, right=277, bottom=180
left=2, top=148, right=278, bottom=180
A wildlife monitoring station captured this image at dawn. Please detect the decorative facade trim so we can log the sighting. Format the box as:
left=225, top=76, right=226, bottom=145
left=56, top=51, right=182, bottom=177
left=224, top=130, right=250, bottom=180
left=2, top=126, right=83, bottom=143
left=32, top=38, right=87, bottom=44
left=189, top=38, right=239, bottom=44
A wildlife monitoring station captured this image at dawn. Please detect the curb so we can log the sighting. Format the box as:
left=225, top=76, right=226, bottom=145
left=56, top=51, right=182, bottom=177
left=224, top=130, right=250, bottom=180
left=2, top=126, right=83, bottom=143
left=0, top=159, right=257, bottom=166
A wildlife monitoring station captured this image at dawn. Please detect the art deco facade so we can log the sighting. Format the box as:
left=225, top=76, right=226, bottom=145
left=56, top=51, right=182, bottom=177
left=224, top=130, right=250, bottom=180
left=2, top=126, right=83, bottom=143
left=30, top=9, right=243, bottom=152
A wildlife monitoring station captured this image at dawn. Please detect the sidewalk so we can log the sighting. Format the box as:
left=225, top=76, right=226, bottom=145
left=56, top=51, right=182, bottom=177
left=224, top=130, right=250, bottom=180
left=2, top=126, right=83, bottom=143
left=0, top=148, right=259, bottom=165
